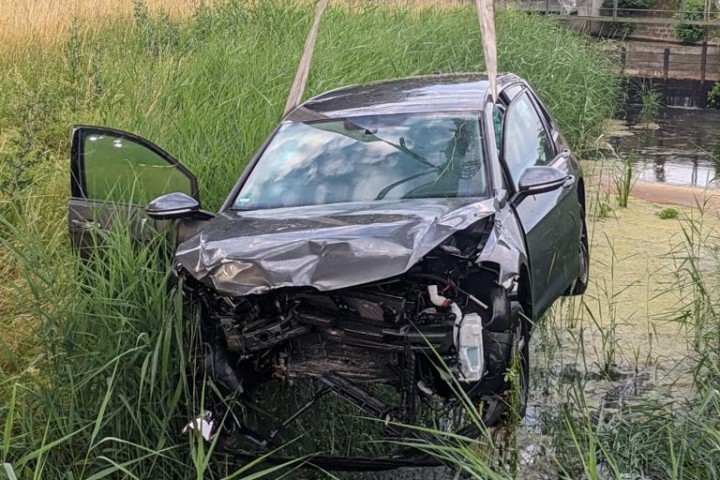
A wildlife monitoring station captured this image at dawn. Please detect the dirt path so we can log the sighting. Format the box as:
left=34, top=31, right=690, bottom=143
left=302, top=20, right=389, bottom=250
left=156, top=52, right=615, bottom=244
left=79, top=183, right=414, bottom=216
left=631, top=180, right=720, bottom=211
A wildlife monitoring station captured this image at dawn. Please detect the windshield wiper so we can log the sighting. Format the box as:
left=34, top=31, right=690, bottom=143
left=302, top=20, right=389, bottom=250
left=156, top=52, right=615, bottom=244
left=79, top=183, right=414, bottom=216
left=395, top=137, right=436, bottom=169
left=374, top=169, right=435, bottom=200
left=309, top=118, right=437, bottom=170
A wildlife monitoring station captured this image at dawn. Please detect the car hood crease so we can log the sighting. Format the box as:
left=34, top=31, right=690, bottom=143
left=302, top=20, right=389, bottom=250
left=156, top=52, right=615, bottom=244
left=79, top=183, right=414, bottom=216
left=175, top=198, right=496, bottom=296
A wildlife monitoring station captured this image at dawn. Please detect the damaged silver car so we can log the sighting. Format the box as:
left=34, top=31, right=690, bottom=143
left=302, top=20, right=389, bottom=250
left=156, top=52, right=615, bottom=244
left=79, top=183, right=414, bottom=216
left=68, top=73, right=588, bottom=467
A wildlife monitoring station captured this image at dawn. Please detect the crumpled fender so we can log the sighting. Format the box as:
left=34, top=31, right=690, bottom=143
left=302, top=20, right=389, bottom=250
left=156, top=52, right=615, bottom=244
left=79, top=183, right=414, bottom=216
left=476, top=207, right=527, bottom=291
left=176, top=197, right=498, bottom=296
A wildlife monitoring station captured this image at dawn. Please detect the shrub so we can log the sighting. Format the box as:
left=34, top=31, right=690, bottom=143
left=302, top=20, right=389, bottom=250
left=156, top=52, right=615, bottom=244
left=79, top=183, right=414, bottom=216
left=598, top=0, right=657, bottom=37
left=658, top=207, right=679, bottom=219
left=708, top=81, right=720, bottom=107
left=675, top=0, right=706, bottom=42
left=600, top=0, right=657, bottom=17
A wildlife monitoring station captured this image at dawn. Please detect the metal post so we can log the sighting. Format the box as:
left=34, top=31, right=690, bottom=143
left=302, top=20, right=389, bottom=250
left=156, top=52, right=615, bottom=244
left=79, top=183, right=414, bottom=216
left=620, top=45, right=627, bottom=75
left=613, top=0, right=619, bottom=19
left=679, top=0, right=687, bottom=21
left=663, top=48, right=670, bottom=82
left=701, top=41, right=708, bottom=86
left=545, top=0, right=550, bottom=15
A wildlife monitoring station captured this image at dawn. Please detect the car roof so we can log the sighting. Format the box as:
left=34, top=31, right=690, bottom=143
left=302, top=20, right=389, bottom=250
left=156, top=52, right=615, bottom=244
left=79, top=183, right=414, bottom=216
left=286, top=73, right=523, bottom=121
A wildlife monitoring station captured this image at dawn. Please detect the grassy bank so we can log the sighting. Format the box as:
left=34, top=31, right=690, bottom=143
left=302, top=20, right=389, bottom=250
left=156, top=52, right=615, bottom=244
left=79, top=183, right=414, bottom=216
left=0, top=1, right=632, bottom=478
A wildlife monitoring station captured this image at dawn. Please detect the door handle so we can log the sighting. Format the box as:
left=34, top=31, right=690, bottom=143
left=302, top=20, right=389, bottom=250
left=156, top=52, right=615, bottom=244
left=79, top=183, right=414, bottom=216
left=70, top=219, right=100, bottom=230
left=563, top=175, right=575, bottom=189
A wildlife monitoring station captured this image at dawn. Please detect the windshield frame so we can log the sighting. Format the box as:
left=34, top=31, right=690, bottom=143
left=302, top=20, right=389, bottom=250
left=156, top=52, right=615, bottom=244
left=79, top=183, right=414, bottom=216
left=221, top=111, right=495, bottom=213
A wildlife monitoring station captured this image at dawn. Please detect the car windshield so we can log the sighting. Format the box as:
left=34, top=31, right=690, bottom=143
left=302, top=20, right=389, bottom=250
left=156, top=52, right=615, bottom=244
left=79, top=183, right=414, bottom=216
left=232, top=113, right=487, bottom=210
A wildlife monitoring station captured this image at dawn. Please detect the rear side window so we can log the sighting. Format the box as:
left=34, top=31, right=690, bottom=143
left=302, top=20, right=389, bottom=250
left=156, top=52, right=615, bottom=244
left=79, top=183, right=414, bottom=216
left=502, top=93, right=555, bottom=188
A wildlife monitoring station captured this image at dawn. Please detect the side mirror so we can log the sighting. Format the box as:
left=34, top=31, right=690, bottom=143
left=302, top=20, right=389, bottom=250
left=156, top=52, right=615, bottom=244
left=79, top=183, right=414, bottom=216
left=146, top=192, right=200, bottom=220
left=514, top=166, right=568, bottom=203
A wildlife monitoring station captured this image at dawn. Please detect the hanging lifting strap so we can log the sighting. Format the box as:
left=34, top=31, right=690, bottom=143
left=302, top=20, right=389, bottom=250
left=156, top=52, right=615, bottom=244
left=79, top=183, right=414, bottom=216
left=283, top=0, right=497, bottom=117
left=283, top=0, right=329, bottom=117
left=476, top=0, right=498, bottom=103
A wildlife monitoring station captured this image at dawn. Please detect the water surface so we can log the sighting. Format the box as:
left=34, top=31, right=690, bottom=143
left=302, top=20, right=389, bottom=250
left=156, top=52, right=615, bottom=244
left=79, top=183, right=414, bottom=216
left=606, top=107, right=720, bottom=189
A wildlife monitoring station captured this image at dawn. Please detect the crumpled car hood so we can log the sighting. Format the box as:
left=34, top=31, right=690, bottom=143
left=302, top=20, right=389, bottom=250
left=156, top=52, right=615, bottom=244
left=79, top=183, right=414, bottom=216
left=176, top=197, right=496, bottom=296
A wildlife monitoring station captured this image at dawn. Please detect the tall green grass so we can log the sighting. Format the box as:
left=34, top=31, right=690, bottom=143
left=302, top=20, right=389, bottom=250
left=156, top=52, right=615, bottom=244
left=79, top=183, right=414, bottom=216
left=1, top=199, right=302, bottom=478
left=0, top=0, right=619, bottom=210
left=0, top=1, right=621, bottom=478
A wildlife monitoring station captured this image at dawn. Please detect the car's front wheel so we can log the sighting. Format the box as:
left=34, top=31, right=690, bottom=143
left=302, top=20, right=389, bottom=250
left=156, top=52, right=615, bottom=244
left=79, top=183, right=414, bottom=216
left=472, top=300, right=530, bottom=428
left=569, top=207, right=589, bottom=296
left=511, top=300, right=530, bottom=419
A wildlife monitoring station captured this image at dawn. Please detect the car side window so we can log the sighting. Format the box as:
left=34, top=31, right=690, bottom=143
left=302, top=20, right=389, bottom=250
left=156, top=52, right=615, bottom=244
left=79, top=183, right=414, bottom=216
left=492, top=104, right=505, bottom=154
left=502, top=92, right=555, bottom=188
left=79, top=131, right=195, bottom=205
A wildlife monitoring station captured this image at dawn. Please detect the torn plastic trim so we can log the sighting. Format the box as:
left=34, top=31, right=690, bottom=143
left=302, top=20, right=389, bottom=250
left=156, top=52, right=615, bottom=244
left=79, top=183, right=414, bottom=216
left=181, top=411, right=215, bottom=442
left=476, top=207, right=526, bottom=288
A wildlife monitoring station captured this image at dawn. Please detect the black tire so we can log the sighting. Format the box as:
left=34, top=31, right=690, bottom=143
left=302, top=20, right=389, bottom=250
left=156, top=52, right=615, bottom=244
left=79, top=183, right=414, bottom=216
left=569, top=207, right=589, bottom=296
left=473, top=300, right=529, bottom=428
left=511, top=300, right=530, bottom=419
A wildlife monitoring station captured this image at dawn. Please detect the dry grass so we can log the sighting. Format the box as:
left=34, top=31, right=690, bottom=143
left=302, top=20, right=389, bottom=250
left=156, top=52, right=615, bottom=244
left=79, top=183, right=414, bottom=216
left=0, top=0, right=471, bottom=52
left=0, top=0, right=208, bottom=52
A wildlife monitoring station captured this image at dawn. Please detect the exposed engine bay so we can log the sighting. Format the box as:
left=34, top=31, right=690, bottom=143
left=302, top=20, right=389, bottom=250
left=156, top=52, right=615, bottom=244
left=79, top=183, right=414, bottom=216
left=183, top=216, right=525, bottom=451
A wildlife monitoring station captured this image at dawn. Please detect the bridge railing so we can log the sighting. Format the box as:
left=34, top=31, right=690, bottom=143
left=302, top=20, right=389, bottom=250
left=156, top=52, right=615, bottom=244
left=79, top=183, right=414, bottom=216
left=608, top=42, right=720, bottom=82
left=500, top=0, right=720, bottom=27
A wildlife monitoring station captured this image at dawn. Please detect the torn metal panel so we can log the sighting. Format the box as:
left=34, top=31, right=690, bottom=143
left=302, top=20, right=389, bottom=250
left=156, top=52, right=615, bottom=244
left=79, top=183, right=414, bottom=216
left=176, top=197, right=496, bottom=296
left=476, top=207, right=527, bottom=286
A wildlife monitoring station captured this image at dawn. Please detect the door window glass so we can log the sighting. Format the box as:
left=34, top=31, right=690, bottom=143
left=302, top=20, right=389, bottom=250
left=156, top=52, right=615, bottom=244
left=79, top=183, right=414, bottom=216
left=492, top=104, right=505, bottom=154
left=82, top=132, right=193, bottom=205
left=503, top=93, right=555, bottom=188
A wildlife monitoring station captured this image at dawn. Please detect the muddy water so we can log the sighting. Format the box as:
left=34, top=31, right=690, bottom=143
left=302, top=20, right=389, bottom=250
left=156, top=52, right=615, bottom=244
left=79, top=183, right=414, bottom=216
left=604, top=107, right=720, bottom=190
left=519, top=195, right=692, bottom=479
left=515, top=177, right=718, bottom=479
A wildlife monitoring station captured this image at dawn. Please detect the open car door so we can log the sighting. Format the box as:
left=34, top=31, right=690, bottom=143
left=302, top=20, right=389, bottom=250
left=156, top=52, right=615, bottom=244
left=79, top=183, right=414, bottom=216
left=68, top=126, right=202, bottom=257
